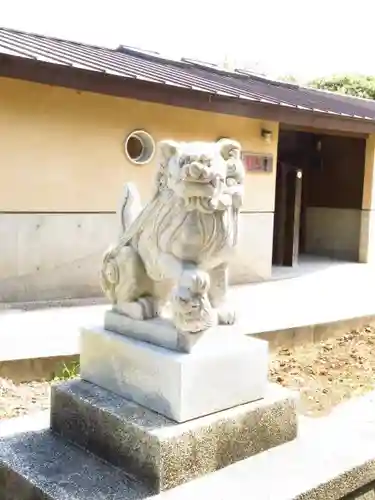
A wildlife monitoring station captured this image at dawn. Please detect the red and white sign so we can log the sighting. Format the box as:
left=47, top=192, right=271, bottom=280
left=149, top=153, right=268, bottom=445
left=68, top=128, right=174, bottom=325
left=242, top=153, right=273, bottom=173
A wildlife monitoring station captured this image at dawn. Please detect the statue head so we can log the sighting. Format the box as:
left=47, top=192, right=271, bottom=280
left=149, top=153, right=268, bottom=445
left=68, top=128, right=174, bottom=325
left=158, top=138, right=244, bottom=212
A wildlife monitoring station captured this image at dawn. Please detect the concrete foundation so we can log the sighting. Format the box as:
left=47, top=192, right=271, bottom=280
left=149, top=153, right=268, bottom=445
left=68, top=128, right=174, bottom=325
left=0, top=211, right=273, bottom=303
left=0, top=212, right=118, bottom=303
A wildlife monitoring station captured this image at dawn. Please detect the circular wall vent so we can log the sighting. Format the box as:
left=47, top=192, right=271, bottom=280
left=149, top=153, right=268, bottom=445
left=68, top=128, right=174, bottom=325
left=124, top=130, right=156, bottom=165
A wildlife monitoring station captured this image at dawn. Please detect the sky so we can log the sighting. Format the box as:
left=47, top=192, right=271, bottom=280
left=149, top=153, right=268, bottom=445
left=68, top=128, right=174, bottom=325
left=2, top=0, right=375, bottom=82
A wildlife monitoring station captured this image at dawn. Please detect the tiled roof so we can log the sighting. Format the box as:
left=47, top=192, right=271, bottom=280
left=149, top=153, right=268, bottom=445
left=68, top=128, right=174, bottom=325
left=1, top=26, right=375, bottom=123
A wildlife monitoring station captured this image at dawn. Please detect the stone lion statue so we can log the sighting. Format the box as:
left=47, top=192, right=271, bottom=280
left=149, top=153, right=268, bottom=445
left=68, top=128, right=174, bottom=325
left=100, top=138, right=245, bottom=333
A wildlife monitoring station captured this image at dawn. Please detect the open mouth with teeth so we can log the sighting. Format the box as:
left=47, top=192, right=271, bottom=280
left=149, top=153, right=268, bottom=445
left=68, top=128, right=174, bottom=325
left=182, top=182, right=216, bottom=199
left=182, top=175, right=222, bottom=197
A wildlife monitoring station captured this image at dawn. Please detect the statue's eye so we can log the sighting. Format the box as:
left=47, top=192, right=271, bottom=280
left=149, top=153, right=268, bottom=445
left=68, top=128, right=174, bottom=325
left=200, top=156, right=211, bottom=167
left=180, top=156, right=189, bottom=167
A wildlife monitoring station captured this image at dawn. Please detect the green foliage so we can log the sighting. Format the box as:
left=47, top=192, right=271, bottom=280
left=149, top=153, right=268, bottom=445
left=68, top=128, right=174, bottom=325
left=309, top=74, right=375, bottom=100
left=52, top=361, right=80, bottom=381
left=278, top=74, right=299, bottom=84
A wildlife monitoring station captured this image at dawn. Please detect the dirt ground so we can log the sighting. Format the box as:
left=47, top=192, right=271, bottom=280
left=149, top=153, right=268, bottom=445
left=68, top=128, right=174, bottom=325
left=0, top=362, right=79, bottom=421
left=0, top=379, right=50, bottom=420
left=269, top=325, right=375, bottom=416
left=1, top=326, right=375, bottom=420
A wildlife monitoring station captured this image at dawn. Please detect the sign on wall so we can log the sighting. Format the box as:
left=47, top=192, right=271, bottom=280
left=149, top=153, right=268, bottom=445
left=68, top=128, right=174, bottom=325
left=242, top=152, right=274, bottom=173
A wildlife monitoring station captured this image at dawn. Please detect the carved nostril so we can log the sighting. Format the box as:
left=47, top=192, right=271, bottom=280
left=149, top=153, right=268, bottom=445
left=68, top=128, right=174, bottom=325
left=201, top=167, right=210, bottom=179
left=189, top=162, right=203, bottom=179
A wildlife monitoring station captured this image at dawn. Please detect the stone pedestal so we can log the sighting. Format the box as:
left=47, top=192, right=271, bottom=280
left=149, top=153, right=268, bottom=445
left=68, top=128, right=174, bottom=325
left=80, top=325, right=269, bottom=422
left=66, top=319, right=298, bottom=492
left=0, top=308, right=300, bottom=497
left=51, top=379, right=298, bottom=492
left=0, top=316, right=300, bottom=498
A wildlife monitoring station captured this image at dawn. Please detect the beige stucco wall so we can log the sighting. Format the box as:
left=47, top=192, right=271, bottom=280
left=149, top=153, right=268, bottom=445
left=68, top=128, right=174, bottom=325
left=360, top=134, right=375, bottom=263
left=0, top=77, right=279, bottom=302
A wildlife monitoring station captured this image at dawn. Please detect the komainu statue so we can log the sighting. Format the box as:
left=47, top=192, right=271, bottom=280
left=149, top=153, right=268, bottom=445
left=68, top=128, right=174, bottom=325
left=100, top=138, right=245, bottom=334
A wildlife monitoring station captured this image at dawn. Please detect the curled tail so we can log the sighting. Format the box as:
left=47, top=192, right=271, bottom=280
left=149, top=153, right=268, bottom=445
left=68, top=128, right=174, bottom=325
left=100, top=183, right=142, bottom=300
left=118, top=182, right=142, bottom=236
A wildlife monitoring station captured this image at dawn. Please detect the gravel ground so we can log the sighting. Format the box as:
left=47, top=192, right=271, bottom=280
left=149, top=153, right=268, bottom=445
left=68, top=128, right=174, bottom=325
left=269, top=326, right=375, bottom=416
left=0, top=378, right=50, bottom=420
left=1, top=326, right=375, bottom=420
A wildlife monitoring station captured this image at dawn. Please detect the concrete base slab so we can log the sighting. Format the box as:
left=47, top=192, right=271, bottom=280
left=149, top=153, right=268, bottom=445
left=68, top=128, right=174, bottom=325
left=51, top=379, right=297, bottom=492
left=3, top=391, right=375, bottom=499
left=0, top=429, right=151, bottom=500
left=80, top=326, right=268, bottom=422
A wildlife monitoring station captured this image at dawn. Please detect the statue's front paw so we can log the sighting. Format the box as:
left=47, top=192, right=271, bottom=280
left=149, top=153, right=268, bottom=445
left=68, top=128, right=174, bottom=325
left=180, top=269, right=210, bottom=295
left=217, top=305, right=236, bottom=325
left=114, top=297, right=156, bottom=320
left=172, top=286, right=216, bottom=333
left=232, top=191, right=244, bottom=209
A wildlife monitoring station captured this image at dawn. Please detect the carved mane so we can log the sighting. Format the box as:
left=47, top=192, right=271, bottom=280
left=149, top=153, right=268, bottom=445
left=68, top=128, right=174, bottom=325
left=147, top=191, right=237, bottom=263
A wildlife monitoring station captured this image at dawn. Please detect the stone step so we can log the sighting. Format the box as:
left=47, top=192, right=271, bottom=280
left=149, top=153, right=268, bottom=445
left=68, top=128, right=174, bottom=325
left=2, top=393, right=375, bottom=499
left=0, top=429, right=151, bottom=500
left=50, top=378, right=297, bottom=492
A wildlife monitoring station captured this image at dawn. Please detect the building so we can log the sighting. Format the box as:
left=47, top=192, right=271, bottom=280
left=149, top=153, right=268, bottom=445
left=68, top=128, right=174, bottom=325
left=1, top=27, right=375, bottom=303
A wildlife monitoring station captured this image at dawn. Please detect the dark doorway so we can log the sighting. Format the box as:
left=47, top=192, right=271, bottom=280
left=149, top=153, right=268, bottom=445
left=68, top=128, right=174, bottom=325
left=272, top=130, right=314, bottom=266
left=273, top=128, right=366, bottom=266
left=273, top=162, right=303, bottom=266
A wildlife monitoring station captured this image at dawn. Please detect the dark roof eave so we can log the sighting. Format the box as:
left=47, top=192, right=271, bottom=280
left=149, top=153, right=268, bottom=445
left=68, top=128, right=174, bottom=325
left=1, top=53, right=375, bottom=135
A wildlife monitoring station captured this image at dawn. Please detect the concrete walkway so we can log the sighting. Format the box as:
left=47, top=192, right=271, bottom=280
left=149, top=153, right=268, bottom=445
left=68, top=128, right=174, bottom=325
left=1, top=257, right=375, bottom=362
left=0, top=304, right=108, bottom=361
left=234, top=258, right=375, bottom=334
